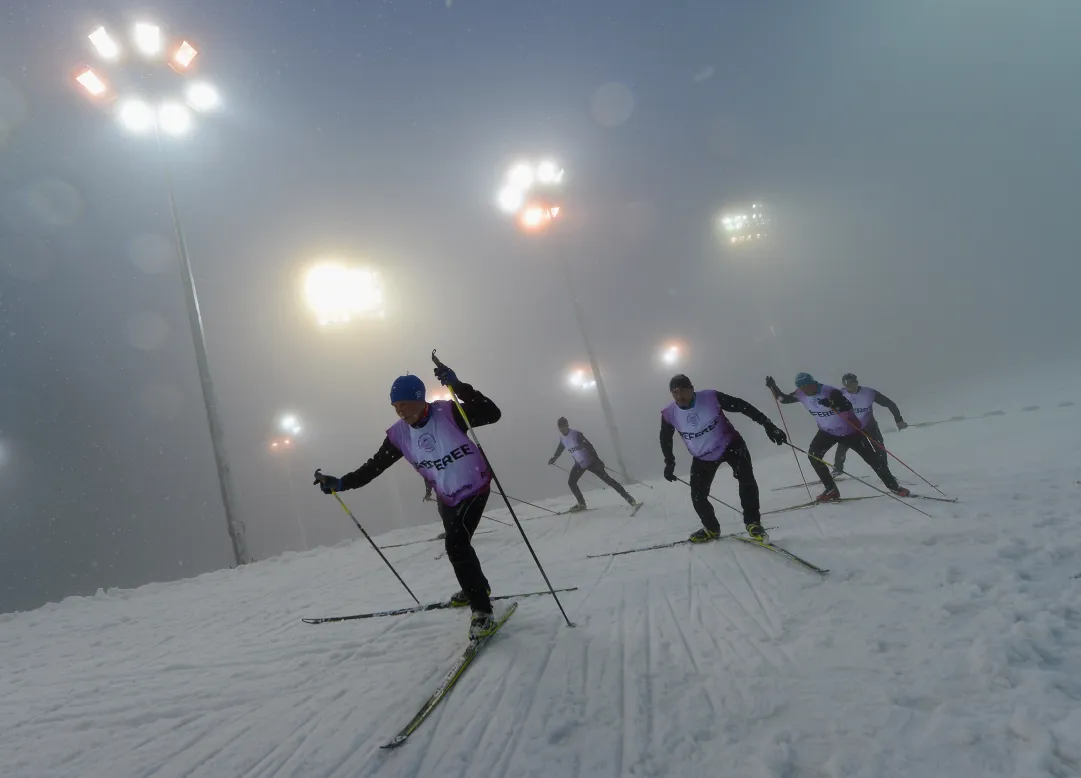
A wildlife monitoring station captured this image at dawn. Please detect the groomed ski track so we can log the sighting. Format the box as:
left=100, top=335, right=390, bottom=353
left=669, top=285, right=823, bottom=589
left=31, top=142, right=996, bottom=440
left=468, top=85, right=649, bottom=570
left=2, top=405, right=1080, bottom=777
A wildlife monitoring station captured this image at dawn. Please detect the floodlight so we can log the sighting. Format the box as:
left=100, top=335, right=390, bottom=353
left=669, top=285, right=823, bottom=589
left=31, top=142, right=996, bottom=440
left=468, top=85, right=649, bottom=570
left=536, top=160, right=563, bottom=184
left=158, top=102, right=192, bottom=135
left=75, top=68, right=108, bottom=97
left=88, top=27, right=120, bottom=59
left=117, top=98, right=155, bottom=132
left=186, top=82, right=219, bottom=111
left=496, top=185, right=523, bottom=214
left=506, top=162, right=534, bottom=190
left=304, top=263, right=385, bottom=325
left=174, top=41, right=198, bottom=69
left=134, top=23, right=162, bottom=56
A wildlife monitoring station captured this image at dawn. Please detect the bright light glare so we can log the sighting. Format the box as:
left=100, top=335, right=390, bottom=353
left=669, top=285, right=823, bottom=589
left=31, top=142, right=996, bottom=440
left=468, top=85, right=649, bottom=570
left=174, top=40, right=198, bottom=69
left=158, top=102, right=192, bottom=135
left=507, top=163, right=534, bottom=190
left=566, top=368, right=597, bottom=391
left=117, top=99, right=155, bottom=133
left=536, top=160, right=564, bottom=184
left=662, top=346, right=679, bottom=365
left=305, top=263, right=385, bottom=326
left=186, top=82, right=219, bottom=111
left=76, top=68, right=108, bottom=97
left=496, top=186, right=523, bottom=214
left=280, top=415, right=302, bottom=435
left=89, top=27, right=120, bottom=59
left=133, top=23, right=162, bottom=56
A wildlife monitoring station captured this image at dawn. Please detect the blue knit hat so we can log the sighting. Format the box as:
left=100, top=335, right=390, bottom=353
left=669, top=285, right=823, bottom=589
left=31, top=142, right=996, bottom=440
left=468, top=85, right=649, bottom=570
left=390, top=374, right=426, bottom=403
left=794, top=372, right=816, bottom=387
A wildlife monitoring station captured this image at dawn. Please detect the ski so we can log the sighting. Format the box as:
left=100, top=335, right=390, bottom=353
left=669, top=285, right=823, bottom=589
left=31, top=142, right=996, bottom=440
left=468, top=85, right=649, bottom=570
left=629, top=501, right=644, bottom=517
left=302, top=587, right=576, bottom=624
left=381, top=529, right=494, bottom=550
left=586, top=527, right=777, bottom=558
left=731, top=536, right=830, bottom=574
left=381, top=602, right=517, bottom=749
left=903, top=493, right=958, bottom=503
left=762, top=495, right=881, bottom=516
left=772, top=477, right=913, bottom=492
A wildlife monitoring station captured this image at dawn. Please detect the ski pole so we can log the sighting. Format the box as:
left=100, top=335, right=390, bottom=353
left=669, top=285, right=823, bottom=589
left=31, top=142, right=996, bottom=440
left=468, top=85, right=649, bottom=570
left=433, top=350, right=575, bottom=628
left=771, top=391, right=813, bottom=500
left=674, top=476, right=742, bottom=517
left=783, top=443, right=932, bottom=518
left=549, top=461, right=609, bottom=490
left=481, top=514, right=513, bottom=527
left=605, top=464, right=653, bottom=489
left=838, top=415, right=948, bottom=498
left=502, top=492, right=561, bottom=516
left=321, top=481, right=421, bottom=605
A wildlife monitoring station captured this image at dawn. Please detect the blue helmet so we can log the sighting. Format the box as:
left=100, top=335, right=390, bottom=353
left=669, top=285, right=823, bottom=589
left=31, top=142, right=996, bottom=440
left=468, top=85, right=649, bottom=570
left=794, top=372, right=816, bottom=388
left=390, top=374, right=426, bottom=404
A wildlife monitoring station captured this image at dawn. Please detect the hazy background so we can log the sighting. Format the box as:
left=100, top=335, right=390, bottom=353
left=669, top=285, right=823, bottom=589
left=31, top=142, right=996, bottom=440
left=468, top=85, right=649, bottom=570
left=2, top=0, right=1079, bottom=613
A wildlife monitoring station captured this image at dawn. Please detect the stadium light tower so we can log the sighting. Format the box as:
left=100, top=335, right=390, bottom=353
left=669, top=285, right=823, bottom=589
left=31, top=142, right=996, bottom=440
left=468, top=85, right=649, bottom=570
left=72, top=21, right=249, bottom=567
left=495, top=157, right=635, bottom=483
left=716, top=201, right=771, bottom=246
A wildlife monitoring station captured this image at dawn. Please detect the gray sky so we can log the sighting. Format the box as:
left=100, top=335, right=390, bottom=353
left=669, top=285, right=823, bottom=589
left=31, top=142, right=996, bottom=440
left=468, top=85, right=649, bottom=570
left=2, top=0, right=1079, bottom=613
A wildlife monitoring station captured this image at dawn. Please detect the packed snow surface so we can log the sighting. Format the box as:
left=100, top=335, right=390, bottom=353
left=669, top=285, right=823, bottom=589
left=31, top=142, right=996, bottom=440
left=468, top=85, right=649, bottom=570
left=2, top=403, right=1080, bottom=777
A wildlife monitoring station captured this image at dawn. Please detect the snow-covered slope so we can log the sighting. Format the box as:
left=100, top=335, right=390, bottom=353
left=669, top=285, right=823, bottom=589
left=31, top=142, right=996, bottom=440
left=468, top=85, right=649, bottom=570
left=2, top=402, right=1079, bottom=778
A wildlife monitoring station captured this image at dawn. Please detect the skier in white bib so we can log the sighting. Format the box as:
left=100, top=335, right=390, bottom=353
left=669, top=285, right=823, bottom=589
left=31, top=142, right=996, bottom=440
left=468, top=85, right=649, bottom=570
left=549, top=417, right=638, bottom=512
left=660, top=374, right=787, bottom=543
left=313, top=363, right=501, bottom=640
left=832, top=372, right=909, bottom=477
left=767, top=372, right=909, bottom=501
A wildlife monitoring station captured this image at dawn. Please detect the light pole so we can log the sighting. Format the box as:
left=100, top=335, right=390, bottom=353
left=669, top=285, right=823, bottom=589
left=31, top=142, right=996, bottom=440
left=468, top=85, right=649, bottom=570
left=271, top=414, right=308, bottom=551
left=495, top=159, right=636, bottom=483
left=74, top=22, right=249, bottom=566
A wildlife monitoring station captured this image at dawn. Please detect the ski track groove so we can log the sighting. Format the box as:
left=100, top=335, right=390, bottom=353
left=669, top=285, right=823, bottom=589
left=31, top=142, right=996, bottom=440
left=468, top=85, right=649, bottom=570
left=725, top=541, right=781, bottom=636
left=483, top=619, right=563, bottom=778
left=693, top=552, right=787, bottom=671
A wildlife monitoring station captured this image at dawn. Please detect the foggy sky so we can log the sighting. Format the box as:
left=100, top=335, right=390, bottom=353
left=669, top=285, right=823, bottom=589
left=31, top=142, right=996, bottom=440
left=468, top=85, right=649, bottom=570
left=2, top=0, right=1079, bottom=613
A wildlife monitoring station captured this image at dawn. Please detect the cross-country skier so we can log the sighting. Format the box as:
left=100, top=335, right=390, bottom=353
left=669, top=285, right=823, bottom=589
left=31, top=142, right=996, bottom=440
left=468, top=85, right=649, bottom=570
left=832, top=372, right=909, bottom=476
left=766, top=372, right=910, bottom=500
left=548, top=417, right=638, bottom=512
left=660, top=374, right=786, bottom=543
left=313, top=363, right=500, bottom=639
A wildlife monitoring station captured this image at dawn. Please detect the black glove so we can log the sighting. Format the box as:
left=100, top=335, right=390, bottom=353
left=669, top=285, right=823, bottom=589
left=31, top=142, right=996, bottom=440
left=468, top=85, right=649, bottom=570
left=819, top=396, right=837, bottom=409
left=663, top=462, right=677, bottom=482
left=548, top=456, right=558, bottom=466
left=433, top=364, right=458, bottom=386
left=765, top=375, right=777, bottom=389
left=765, top=424, right=787, bottom=446
left=313, top=469, right=343, bottom=495
left=896, top=419, right=908, bottom=430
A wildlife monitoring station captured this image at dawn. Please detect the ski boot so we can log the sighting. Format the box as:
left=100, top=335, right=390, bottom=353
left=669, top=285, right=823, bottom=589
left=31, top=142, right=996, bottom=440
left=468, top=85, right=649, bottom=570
left=830, top=469, right=843, bottom=479
left=689, top=527, right=720, bottom=544
left=469, top=609, right=497, bottom=640
left=745, top=522, right=769, bottom=542
left=891, top=486, right=911, bottom=497
left=450, top=587, right=491, bottom=608
left=566, top=503, right=588, bottom=513
left=816, top=487, right=841, bottom=502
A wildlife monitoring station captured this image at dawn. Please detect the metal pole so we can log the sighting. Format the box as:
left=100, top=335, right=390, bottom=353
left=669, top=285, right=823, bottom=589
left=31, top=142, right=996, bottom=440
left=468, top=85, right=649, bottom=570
left=558, top=255, right=636, bottom=484
left=282, top=456, right=308, bottom=551
left=158, top=134, right=250, bottom=566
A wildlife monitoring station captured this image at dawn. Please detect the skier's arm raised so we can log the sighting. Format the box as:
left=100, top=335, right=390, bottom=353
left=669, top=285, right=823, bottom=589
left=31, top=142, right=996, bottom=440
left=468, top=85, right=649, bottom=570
left=765, top=375, right=799, bottom=404
left=432, top=362, right=502, bottom=429
left=716, top=392, right=787, bottom=445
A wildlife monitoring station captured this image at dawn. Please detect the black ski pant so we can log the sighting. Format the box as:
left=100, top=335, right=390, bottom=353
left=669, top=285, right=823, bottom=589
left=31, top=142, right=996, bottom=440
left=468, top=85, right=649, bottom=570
left=833, top=420, right=883, bottom=473
left=569, top=460, right=634, bottom=506
left=809, top=429, right=899, bottom=492
left=689, top=436, right=760, bottom=533
left=438, top=488, right=492, bottom=614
